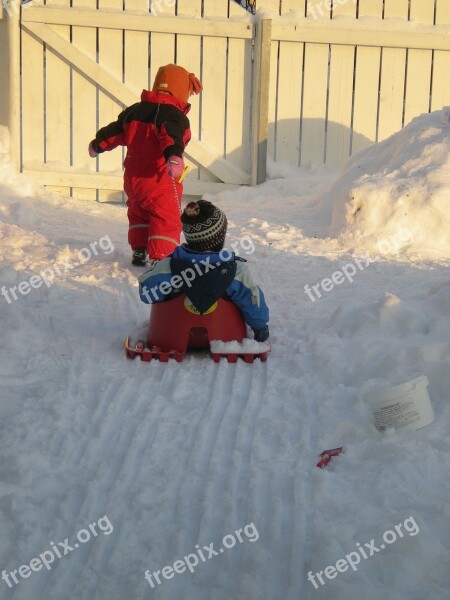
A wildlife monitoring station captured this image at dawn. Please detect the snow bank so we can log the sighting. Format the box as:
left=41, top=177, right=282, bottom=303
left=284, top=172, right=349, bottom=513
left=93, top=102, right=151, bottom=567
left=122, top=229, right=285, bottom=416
left=318, top=111, right=450, bottom=261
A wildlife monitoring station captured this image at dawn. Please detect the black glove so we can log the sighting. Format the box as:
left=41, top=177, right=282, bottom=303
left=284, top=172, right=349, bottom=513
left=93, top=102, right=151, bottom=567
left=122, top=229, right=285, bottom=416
left=253, top=325, right=269, bottom=342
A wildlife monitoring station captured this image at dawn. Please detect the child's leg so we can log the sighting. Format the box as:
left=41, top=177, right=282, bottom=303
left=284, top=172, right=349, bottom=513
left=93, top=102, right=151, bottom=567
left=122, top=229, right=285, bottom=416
left=144, top=180, right=182, bottom=260
left=126, top=196, right=150, bottom=251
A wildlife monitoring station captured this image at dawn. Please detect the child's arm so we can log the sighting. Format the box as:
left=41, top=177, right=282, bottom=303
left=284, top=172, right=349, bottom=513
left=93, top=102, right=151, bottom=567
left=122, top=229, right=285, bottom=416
left=155, top=107, right=191, bottom=169
left=90, top=104, right=138, bottom=155
left=137, top=259, right=173, bottom=304
left=226, top=263, right=270, bottom=336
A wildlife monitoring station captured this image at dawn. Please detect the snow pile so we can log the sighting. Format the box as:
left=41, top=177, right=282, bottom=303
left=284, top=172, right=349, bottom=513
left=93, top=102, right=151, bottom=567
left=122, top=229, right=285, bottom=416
left=318, top=111, right=450, bottom=261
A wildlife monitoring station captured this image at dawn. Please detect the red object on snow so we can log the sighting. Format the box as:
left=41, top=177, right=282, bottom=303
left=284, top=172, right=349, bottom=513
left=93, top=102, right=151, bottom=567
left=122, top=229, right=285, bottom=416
left=316, top=447, right=344, bottom=469
left=125, top=294, right=270, bottom=363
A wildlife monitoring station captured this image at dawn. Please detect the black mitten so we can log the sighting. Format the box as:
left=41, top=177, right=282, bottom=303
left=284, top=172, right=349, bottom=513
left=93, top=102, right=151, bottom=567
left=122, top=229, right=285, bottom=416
left=253, top=325, right=269, bottom=343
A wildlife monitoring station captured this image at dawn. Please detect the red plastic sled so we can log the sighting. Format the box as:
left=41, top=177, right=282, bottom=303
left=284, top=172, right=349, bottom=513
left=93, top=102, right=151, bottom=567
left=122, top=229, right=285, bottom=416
left=125, top=294, right=270, bottom=363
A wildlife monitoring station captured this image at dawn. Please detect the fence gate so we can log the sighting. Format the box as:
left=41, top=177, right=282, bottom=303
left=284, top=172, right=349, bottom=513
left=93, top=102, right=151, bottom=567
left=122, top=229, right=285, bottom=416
left=19, top=0, right=254, bottom=201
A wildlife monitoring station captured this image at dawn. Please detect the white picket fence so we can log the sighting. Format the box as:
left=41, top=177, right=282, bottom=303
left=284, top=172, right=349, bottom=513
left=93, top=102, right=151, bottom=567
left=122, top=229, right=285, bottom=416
left=1, top=0, right=450, bottom=201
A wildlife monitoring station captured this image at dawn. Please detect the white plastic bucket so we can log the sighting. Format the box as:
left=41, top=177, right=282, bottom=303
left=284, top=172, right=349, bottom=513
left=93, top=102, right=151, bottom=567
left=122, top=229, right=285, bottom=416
left=363, top=375, right=434, bottom=432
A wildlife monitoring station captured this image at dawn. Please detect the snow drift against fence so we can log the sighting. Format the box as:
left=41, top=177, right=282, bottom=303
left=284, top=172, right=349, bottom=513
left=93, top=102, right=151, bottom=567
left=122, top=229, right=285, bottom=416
left=318, top=111, right=450, bottom=261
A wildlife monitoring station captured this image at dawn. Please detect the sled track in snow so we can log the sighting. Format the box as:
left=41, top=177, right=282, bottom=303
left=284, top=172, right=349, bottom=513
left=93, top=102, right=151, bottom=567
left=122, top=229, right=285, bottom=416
left=12, top=350, right=264, bottom=600
left=165, top=359, right=268, bottom=600
left=11, top=340, right=316, bottom=600
left=40, top=358, right=185, bottom=600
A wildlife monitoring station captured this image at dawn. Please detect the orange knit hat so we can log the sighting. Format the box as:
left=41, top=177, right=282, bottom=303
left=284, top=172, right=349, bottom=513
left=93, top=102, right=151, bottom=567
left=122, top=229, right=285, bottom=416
left=152, top=64, right=203, bottom=104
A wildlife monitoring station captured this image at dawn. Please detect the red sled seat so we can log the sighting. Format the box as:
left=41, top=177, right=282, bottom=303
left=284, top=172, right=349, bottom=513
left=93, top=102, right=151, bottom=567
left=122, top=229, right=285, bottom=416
left=125, top=294, right=270, bottom=362
left=147, top=293, right=246, bottom=353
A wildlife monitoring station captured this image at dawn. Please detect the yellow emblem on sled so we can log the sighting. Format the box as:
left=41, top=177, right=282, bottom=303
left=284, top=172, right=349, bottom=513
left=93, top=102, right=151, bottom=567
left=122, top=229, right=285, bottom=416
left=183, top=297, right=217, bottom=315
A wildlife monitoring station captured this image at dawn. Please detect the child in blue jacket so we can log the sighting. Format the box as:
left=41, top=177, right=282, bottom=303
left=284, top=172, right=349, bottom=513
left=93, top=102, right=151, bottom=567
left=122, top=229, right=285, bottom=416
left=138, top=200, right=269, bottom=342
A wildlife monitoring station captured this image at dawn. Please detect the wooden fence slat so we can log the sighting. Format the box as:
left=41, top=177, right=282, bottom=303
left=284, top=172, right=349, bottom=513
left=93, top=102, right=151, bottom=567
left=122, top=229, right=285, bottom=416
left=377, top=0, right=409, bottom=142
left=276, top=41, right=303, bottom=165
left=431, top=0, right=450, bottom=111
left=124, top=0, right=149, bottom=97
left=176, top=0, right=203, bottom=183
left=21, top=22, right=45, bottom=171
left=378, top=47, right=408, bottom=140
left=260, top=0, right=281, bottom=163
left=227, top=0, right=252, bottom=176
left=326, top=0, right=356, bottom=165
left=352, top=0, right=383, bottom=154
left=149, top=0, right=176, bottom=90
left=301, top=0, right=330, bottom=166
left=71, top=0, right=97, bottom=200
left=404, top=0, right=435, bottom=126
left=200, top=0, right=229, bottom=183
left=45, top=0, right=71, bottom=196
left=2, top=12, right=20, bottom=171
left=252, top=18, right=272, bottom=184
left=301, top=43, right=330, bottom=166
left=97, top=0, right=125, bottom=202
left=267, top=4, right=280, bottom=164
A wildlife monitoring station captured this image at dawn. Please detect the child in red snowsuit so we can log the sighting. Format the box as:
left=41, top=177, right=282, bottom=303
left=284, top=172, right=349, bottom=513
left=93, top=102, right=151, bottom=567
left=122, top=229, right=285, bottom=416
left=89, top=64, right=203, bottom=266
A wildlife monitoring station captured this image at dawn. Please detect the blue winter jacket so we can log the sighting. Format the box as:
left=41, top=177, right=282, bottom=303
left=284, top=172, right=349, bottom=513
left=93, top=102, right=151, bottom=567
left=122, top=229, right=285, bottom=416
left=138, top=245, right=269, bottom=331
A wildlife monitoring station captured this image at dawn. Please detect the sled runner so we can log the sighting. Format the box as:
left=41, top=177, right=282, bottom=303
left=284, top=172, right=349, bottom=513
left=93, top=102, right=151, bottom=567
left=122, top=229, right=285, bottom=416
left=125, top=294, right=270, bottom=363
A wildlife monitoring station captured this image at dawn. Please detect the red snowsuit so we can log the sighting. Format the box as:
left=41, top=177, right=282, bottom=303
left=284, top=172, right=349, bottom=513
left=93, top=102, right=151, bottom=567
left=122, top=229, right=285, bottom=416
left=91, top=90, right=192, bottom=259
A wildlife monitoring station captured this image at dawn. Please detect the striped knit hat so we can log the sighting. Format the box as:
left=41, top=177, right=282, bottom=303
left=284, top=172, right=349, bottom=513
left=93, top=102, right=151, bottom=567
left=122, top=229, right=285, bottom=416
left=181, top=200, right=228, bottom=252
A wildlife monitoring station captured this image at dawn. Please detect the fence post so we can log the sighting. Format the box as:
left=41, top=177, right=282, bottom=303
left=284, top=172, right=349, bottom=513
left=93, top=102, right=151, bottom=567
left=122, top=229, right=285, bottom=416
left=9, top=7, right=21, bottom=171
left=0, top=13, right=8, bottom=131
left=251, top=18, right=272, bottom=186
left=0, top=5, right=20, bottom=170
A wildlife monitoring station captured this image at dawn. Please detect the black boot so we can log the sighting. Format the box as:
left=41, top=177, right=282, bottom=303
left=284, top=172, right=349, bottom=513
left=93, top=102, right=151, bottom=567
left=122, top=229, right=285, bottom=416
left=132, top=248, right=147, bottom=266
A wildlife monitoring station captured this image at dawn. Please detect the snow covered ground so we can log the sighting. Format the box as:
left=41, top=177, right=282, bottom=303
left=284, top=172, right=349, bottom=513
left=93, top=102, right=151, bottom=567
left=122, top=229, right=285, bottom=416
left=1, top=111, right=449, bottom=600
